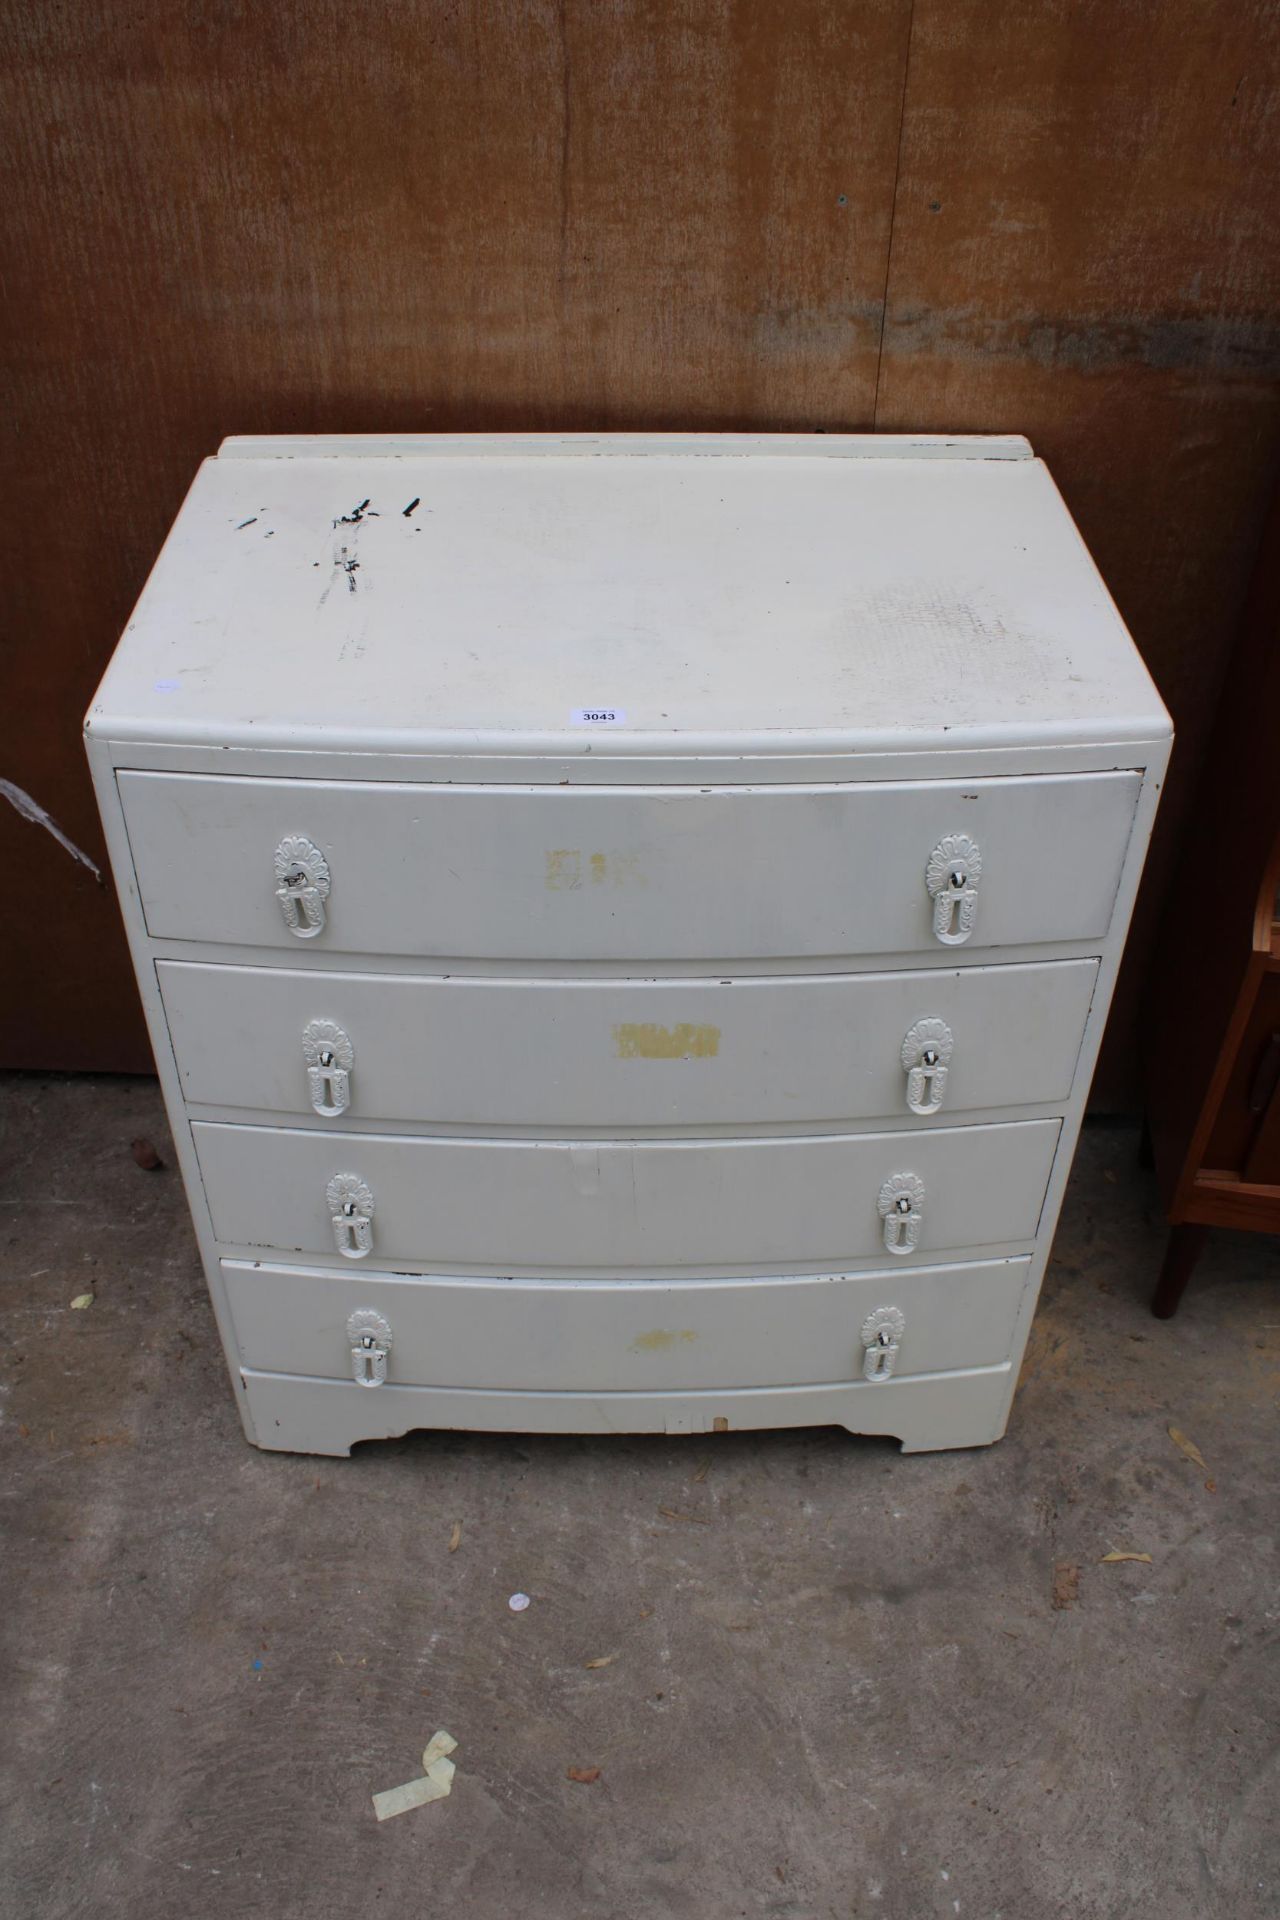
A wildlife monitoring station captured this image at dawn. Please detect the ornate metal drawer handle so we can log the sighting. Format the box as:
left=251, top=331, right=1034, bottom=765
left=877, top=1171, right=925, bottom=1256
left=347, top=1308, right=392, bottom=1387
left=901, top=1017, right=954, bottom=1116
left=303, top=1019, right=353, bottom=1117
left=861, top=1305, right=906, bottom=1380
left=326, top=1172, right=374, bottom=1259
left=926, top=833, right=982, bottom=946
left=275, top=834, right=330, bottom=939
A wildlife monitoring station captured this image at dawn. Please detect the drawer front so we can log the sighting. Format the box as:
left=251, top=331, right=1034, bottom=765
left=161, top=958, right=1097, bottom=1128
left=120, top=769, right=1140, bottom=960
left=193, top=1118, right=1060, bottom=1274
left=223, top=1256, right=1032, bottom=1390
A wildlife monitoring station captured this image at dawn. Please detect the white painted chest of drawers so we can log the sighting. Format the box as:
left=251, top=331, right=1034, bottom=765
left=86, top=432, right=1171, bottom=1455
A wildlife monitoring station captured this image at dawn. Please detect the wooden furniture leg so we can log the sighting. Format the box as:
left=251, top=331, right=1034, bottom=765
left=1151, top=1223, right=1208, bottom=1319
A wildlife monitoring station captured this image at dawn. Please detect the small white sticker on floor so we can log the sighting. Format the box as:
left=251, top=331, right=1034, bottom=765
left=571, top=708, right=627, bottom=725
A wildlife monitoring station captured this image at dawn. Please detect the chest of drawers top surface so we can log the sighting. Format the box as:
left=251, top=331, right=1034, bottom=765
left=87, top=432, right=1169, bottom=765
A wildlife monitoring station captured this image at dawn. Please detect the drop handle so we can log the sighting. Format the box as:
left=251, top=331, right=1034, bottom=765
left=878, top=1172, right=925, bottom=1256
left=861, top=1306, right=906, bottom=1380
left=303, top=1019, right=353, bottom=1117
left=275, top=834, right=331, bottom=938
left=926, top=833, right=982, bottom=946
left=902, top=1018, right=953, bottom=1116
left=347, top=1309, right=392, bottom=1386
left=327, top=1173, right=375, bottom=1259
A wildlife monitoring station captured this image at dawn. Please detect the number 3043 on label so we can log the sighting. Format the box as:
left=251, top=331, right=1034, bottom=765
left=571, top=708, right=628, bottom=726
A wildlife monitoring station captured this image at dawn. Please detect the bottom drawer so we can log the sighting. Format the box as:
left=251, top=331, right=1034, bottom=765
left=222, top=1255, right=1031, bottom=1393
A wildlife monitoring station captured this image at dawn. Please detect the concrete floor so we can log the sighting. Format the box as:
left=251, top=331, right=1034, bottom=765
left=0, top=1074, right=1276, bottom=1920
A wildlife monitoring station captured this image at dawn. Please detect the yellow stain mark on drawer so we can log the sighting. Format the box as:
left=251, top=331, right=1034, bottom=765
left=631, top=1328, right=699, bottom=1353
left=546, top=849, right=648, bottom=890
left=614, top=1022, right=721, bottom=1060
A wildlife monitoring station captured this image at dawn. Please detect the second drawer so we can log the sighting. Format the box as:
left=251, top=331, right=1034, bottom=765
left=192, top=1117, right=1061, bottom=1275
left=159, top=958, right=1098, bottom=1129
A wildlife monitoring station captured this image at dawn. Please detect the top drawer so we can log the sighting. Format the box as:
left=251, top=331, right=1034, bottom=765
left=118, top=769, right=1141, bottom=963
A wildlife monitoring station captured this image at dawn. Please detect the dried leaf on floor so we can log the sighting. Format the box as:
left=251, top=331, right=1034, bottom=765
left=584, top=1655, right=615, bottom=1670
left=692, top=1458, right=712, bottom=1482
left=567, top=1766, right=601, bottom=1784
left=1168, top=1427, right=1208, bottom=1472
left=1100, top=1551, right=1153, bottom=1564
left=1051, top=1561, right=1080, bottom=1610
left=658, top=1506, right=709, bottom=1525
left=69, top=1294, right=94, bottom=1310
left=448, top=1521, right=462, bottom=1554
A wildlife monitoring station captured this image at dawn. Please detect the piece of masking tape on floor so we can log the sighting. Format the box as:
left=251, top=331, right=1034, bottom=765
left=372, top=1730, right=458, bottom=1822
left=421, top=1730, right=458, bottom=1770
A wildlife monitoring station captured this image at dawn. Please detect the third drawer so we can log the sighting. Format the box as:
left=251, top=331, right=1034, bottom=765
left=192, top=1116, right=1061, bottom=1275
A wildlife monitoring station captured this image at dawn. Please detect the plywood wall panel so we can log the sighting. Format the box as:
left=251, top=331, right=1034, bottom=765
left=2, top=0, right=1278, bottom=1092
left=874, top=0, right=1280, bottom=1098
left=0, top=0, right=913, bottom=1069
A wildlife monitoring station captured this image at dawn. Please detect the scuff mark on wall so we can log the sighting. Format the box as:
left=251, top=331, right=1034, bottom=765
left=0, top=781, right=102, bottom=881
left=883, top=306, right=1280, bottom=379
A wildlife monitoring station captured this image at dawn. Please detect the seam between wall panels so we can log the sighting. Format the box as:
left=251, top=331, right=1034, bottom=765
left=872, top=0, right=918, bottom=429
